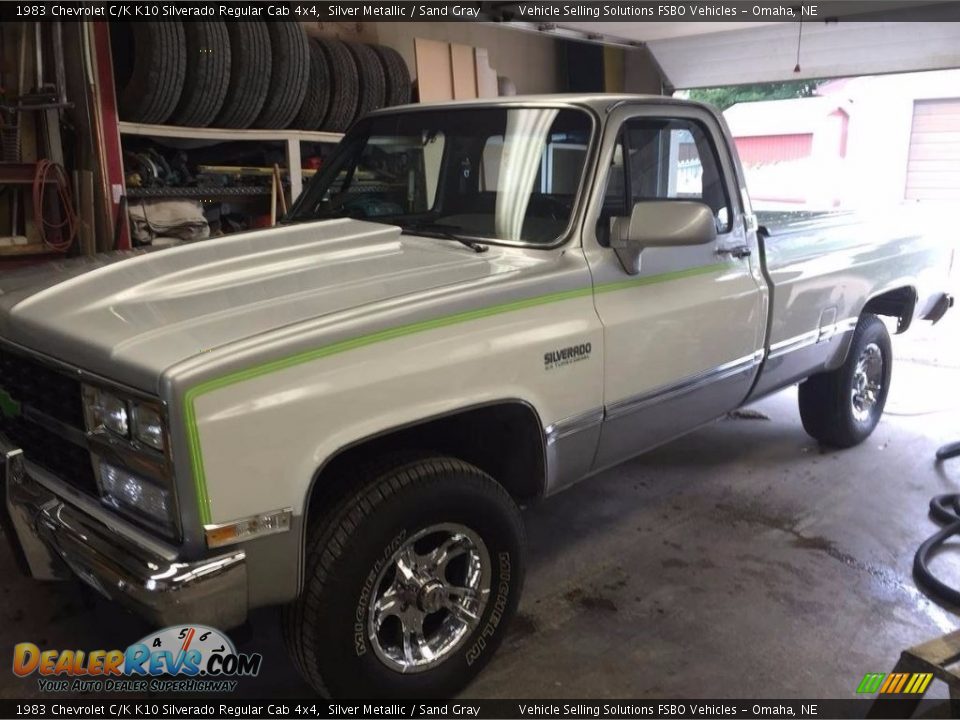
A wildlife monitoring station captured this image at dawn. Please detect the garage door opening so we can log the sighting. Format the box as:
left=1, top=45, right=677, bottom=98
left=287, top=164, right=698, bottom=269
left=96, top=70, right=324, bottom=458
left=678, top=69, right=960, bottom=215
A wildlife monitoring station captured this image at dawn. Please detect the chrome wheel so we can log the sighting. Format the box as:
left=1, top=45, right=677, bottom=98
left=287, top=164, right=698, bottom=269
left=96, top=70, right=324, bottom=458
left=367, top=523, right=491, bottom=674
left=851, top=342, right=883, bottom=423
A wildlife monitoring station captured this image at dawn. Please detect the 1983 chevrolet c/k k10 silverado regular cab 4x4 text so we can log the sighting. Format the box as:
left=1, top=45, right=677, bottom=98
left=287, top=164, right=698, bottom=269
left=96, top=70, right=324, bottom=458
left=0, top=95, right=955, bottom=697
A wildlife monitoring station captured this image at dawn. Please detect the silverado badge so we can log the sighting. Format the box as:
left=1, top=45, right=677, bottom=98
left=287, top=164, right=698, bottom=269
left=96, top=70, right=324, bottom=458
left=544, top=342, right=592, bottom=371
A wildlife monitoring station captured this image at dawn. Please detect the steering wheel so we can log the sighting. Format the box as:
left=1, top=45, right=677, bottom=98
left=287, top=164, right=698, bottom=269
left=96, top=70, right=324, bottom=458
left=537, top=196, right=571, bottom=221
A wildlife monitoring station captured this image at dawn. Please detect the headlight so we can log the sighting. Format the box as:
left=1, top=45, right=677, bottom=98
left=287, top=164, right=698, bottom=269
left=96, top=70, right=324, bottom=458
left=83, top=384, right=165, bottom=452
left=133, top=404, right=165, bottom=451
left=98, top=462, right=174, bottom=532
left=82, top=383, right=177, bottom=538
left=84, top=386, right=130, bottom=438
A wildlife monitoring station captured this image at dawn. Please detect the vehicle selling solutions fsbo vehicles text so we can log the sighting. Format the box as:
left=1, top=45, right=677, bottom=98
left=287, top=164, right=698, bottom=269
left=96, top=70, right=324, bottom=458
left=516, top=3, right=741, bottom=17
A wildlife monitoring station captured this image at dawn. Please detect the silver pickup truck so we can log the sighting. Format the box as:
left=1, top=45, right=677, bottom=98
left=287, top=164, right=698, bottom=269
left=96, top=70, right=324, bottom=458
left=0, top=95, right=954, bottom=698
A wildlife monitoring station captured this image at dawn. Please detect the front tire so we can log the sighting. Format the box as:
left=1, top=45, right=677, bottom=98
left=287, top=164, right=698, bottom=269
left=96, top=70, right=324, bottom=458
left=798, top=313, right=892, bottom=447
left=282, top=456, right=525, bottom=698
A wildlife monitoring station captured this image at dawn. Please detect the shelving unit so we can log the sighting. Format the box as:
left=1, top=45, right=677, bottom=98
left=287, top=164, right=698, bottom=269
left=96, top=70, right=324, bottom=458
left=118, top=121, right=344, bottom=200
left=125, top=186, right=272, bottom=199
left=0, top=163, right=60, bottom=257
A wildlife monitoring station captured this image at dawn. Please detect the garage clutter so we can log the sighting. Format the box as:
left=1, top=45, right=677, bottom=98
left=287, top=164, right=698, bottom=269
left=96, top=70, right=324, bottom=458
left=127, top=199, right=209, bottom=246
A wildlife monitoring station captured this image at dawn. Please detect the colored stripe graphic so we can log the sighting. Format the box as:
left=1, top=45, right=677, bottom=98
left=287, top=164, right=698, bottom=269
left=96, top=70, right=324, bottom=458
left=856, top=673, right=885, bottom=694
left=184, top=262, right=728, bottom=524
left=859, top=672, right=933, bottom=695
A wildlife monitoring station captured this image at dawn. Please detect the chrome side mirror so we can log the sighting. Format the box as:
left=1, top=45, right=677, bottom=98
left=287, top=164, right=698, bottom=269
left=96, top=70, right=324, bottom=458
left=610, top=201, right=717, bottom=275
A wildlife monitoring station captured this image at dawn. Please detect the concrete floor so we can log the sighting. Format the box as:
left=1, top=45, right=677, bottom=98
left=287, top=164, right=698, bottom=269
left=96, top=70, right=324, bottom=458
left=2, top=311, right=959, bottom=700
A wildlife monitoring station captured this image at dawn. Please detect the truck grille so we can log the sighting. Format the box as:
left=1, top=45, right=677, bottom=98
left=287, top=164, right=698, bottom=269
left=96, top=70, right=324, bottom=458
left=0, top=345, right=97, bottom=495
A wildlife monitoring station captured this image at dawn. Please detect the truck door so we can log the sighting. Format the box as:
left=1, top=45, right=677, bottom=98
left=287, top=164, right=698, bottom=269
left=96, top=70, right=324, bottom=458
left=584, top=103, right=768, bottom=471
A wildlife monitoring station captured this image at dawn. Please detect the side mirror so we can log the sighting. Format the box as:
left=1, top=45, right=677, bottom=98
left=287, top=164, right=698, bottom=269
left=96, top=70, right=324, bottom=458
left=610, top=201, right=717, bottom=275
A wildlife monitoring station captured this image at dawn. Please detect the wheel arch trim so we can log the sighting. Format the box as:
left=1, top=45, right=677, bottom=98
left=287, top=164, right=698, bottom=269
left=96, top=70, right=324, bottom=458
left=296, top=398, right=547, bottom=592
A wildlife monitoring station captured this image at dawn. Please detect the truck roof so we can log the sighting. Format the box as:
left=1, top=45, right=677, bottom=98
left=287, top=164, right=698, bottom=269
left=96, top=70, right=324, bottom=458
left=368, top=93, right=715, bottom=116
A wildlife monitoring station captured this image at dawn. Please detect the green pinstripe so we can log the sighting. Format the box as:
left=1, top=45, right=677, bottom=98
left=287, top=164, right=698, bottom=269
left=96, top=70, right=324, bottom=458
left=185, top=262, right=727, bottom=524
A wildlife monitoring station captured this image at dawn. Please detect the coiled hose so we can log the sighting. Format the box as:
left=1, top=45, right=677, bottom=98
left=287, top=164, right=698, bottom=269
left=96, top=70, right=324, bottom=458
left=32, top=159, right=78, bottom=252
left=914, top=493, right=960, bottom=607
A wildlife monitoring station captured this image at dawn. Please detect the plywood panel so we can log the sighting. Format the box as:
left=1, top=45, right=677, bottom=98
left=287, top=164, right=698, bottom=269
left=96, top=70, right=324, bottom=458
left=475, top=48, right=499, bottom=98
left=373, top=22, right=562, bottom=95
left=415, top=38, right=453, bottom=102
left=450, top=44, right=477, bottom=99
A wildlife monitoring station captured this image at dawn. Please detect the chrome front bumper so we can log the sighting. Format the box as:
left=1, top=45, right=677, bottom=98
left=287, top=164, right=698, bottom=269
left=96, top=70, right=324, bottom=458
left=1, top=445, right=248, bottom=629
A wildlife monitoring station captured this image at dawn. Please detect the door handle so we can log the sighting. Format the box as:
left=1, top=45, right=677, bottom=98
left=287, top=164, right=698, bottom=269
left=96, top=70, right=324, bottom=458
left=717, top=245, right=752, bottom=259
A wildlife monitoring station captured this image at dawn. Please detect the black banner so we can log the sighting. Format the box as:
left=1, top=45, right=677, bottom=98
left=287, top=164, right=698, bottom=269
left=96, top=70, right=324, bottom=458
left=0, top=699, right=955, bottom=719
left=4, top=0, right=960, bottom=23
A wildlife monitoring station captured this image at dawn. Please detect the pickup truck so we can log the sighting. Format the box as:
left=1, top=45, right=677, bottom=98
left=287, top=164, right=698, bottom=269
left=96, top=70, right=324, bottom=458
left=0, top=94, right=954, bottom=698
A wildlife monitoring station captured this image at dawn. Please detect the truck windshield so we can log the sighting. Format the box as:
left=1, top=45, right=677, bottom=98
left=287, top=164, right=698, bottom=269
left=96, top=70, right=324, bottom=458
left=289, top=106, right=594, bottom=246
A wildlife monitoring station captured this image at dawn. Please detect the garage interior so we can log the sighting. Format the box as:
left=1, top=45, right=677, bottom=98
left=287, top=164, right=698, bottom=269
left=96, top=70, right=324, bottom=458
left=2, top=11, right=960, bottom=701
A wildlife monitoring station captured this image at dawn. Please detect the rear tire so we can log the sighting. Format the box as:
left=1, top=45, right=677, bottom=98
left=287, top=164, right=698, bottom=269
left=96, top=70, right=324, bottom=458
left=798, top=314, right=892, bottom=448
left=282, top=455, right=525, bottom=698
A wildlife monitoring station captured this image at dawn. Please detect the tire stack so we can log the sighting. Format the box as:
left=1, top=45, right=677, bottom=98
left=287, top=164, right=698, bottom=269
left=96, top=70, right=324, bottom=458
left=112, top=23, right=413, bottom=132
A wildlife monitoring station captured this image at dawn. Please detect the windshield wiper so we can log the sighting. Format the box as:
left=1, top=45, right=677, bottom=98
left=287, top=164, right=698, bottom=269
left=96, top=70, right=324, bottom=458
left=400, top=222, right=488, bottom=254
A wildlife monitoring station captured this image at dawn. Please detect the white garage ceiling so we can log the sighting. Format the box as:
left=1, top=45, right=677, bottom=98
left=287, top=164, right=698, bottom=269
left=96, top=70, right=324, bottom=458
left=512, top=4, right=960, bottom=89
left=554, top=21, right=777, bottom=42
left=644, top=20, right=960, bottom=88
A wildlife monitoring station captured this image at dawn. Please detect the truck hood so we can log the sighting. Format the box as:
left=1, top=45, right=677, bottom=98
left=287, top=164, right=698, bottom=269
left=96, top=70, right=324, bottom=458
left=0, top=220, right=506, bottom=392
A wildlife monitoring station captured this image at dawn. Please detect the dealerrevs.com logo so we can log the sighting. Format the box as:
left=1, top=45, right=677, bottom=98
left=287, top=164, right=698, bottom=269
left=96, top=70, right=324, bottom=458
left=13, top=625, right=262, bottom=693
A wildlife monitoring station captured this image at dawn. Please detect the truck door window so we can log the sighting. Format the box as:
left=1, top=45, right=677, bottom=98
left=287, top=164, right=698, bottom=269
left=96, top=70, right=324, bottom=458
left=623, top=118, right=732, bottom=233
left=596, top=136, right=628, bottom=246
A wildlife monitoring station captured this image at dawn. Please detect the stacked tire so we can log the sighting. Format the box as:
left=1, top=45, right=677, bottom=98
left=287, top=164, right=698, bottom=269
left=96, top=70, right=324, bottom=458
left=304, top=39, right=411, bottom=130
left=310, top=38, right=358, bottom=132
left=254, top=22, right=311, bottom=129
left=111, top=23, right=188, bottom=125
left=113, top=23, right=413, bottom=132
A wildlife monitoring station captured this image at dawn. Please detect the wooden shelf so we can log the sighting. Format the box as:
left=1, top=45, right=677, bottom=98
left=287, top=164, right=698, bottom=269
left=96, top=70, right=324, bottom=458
left=0, top=163, right=57, bottom=185
left=117, top=121, right=343, bottom=145
left=117, top=122, right=343, bottom=201
left=126, top=186, right=272, bottom=199
left=0, top=242, right=59, bottom=257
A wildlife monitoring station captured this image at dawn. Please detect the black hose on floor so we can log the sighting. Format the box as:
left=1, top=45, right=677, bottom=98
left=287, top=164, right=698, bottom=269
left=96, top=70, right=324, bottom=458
left=914, top=493, right=960, bottom=608
left=938, top=441, right=960, bottom=462
left=914, top=446, right=960, bottom=607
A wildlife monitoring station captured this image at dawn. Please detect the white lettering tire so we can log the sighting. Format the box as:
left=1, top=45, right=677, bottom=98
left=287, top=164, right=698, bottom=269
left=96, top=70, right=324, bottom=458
left=282, top=455, right=525, bottom=698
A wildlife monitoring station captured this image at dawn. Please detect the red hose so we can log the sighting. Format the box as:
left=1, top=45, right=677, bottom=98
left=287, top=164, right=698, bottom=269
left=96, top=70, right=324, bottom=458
left=32, top=159, right=78, bottom=253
